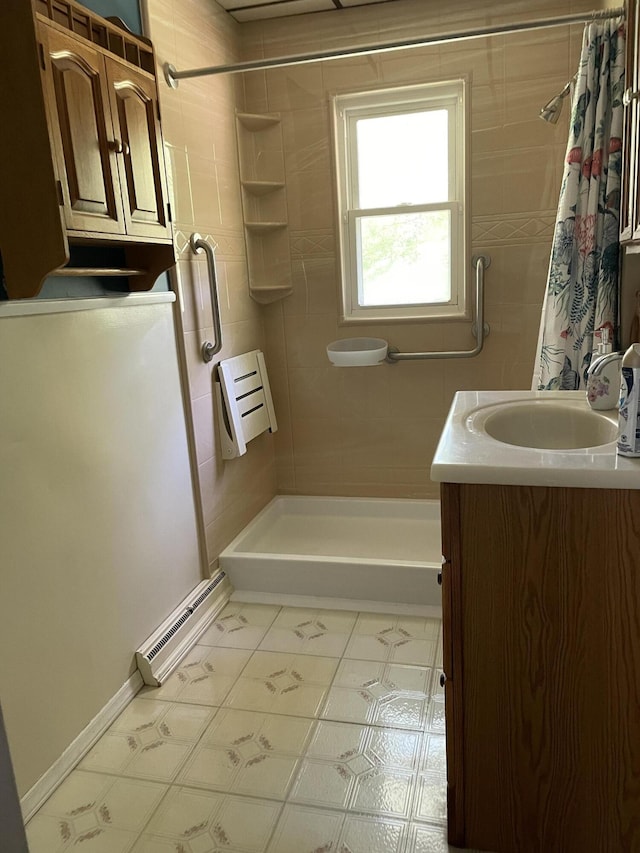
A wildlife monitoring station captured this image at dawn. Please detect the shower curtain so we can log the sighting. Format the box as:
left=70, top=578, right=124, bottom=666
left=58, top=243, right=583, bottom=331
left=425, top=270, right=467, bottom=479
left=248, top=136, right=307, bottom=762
left=532, top=17, right=625, bottom=391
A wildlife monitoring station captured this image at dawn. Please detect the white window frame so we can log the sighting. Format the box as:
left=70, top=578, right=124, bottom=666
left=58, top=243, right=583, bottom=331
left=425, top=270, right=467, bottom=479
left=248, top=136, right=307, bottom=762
left=332, top=80, right=468, bottom=324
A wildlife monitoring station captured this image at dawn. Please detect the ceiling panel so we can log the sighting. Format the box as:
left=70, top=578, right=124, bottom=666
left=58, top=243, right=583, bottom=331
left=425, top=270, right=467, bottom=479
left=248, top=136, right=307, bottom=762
left=217, top=0, right=400, bottom=23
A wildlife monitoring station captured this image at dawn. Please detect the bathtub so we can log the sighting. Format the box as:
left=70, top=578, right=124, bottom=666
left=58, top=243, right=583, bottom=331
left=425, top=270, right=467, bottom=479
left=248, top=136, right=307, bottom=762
left=219, top=496, right=443, bottom=615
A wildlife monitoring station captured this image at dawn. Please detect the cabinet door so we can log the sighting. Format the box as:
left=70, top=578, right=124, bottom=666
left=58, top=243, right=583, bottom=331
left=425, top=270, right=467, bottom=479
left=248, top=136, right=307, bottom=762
left=105, top=58, right=171, bottom=241
left=440, top=483, right=465, bottom=848
left=39, top=24, right=125, bottom=235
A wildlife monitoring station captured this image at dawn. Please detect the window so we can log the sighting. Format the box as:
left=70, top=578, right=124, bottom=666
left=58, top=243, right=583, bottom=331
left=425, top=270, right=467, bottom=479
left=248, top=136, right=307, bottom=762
left=332, top=81, right=467, bottom=323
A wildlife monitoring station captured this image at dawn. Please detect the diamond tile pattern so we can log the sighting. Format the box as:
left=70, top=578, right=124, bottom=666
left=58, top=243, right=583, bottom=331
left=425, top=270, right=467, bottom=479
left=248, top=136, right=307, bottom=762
left=26, top=603, right=490, bottom=853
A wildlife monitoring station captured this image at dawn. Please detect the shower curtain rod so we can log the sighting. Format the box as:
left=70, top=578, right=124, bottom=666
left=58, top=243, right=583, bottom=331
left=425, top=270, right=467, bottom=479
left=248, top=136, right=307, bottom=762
left=164, top=6, right=624, bottom=87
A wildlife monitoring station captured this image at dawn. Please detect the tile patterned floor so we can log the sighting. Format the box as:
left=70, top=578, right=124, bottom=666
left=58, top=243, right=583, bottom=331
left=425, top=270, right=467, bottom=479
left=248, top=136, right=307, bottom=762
left=26, top=602, right=483, bottom=853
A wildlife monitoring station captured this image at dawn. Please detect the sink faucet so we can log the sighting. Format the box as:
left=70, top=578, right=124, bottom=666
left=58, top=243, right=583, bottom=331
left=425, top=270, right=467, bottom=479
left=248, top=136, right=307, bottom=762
left=586, top=350, right=623, bottom=410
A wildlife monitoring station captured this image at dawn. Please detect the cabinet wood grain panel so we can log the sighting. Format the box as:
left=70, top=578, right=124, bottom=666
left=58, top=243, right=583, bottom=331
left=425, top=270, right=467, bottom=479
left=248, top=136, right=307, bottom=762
left=105, top=58, right=170, bottom=241
left=441, top=483, right=465, bottom=847
left=456, top=484, right=640, bottom=853
left=41, top=24, right=124, bottom=234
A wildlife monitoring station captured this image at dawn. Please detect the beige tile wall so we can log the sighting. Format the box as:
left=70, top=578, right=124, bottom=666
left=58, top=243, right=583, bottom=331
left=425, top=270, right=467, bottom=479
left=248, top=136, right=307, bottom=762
left=239, top=0, right=618, bottom=498
left=146, top=0, right=277, bottom=571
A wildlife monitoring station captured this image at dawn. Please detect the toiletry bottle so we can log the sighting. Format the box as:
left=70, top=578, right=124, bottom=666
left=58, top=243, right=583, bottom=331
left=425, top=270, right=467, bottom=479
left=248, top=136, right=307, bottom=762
left=586, top=327, right=619, bottom=410
left=617, top=343, right=640, bottom=457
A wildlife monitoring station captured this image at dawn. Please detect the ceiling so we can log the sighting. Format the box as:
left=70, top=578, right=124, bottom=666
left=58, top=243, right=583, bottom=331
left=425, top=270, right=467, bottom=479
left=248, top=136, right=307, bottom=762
left=217, top=0, right=395, bottom=24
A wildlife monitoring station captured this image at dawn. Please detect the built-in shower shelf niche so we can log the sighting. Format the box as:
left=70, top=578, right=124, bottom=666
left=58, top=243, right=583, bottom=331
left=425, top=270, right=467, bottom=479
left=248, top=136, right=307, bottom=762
left=236, top=111, right=292, bottom=304
left=241, top=180, right=285, bottom=196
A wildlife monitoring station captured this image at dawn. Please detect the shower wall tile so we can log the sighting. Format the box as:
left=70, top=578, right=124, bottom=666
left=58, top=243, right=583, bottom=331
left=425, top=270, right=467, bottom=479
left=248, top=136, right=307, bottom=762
left=266, top=65, right=325, bottom=112
left=285, top=170, right=335, bottom=231
left=290, top=229, right=335, bottom=257
left=283, top=313, right=340, bottom=367
left=175, top=257, right=213, bottom=334
left=470, top=82, right=506, bottom=132
left=192, top=394, right=216, bottom=465
left=504, top=30, right=571, bottom=82
left=439, top=41, right=504, bottom=86
left=322, top=55, right=382, bottom=91
left=284, top=257, right=339, bottom=316
left=281, top=107, right=331, bottom=173
left=289, top=367, right=340, bottom=420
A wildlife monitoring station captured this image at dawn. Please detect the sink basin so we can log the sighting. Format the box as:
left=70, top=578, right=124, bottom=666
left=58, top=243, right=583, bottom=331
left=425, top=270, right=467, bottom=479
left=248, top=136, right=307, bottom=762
left=469, top=399, right=618, bottom=450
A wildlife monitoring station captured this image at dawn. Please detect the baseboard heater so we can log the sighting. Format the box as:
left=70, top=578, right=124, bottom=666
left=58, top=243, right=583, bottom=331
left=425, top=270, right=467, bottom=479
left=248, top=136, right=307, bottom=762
left=135, top=570, right=231, bottom=686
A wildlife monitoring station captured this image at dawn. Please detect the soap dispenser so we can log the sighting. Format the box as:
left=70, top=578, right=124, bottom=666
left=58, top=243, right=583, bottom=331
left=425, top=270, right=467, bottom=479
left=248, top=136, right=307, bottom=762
left=617, top=343, right=640, bottom=457
left=586, top=328, right=620, bottom=410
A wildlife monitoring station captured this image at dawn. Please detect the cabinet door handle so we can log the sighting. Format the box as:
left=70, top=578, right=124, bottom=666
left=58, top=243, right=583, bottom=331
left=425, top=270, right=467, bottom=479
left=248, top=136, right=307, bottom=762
left=623, top=87, right=640, bottom=107
left=109, top=139, right=124, bottom=154
left=122, top=142, right=130, bottom=156
left=439, top=673, right=447, bottom=687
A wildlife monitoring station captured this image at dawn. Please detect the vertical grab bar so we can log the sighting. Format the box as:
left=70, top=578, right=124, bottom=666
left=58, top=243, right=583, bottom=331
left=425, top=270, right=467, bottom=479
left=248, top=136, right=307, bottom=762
left=190, top=232, right=223, bottom=363
left=386, top=254, right=491, bottom=362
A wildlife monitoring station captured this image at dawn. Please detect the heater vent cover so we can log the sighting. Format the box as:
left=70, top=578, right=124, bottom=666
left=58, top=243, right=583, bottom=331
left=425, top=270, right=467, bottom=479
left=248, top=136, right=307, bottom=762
left=135, top=571, right=231, bottom=686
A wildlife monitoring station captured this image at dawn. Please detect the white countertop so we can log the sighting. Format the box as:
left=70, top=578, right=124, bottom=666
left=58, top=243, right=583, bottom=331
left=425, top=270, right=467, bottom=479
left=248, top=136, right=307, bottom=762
left=430, top=390, right=640, bottom=490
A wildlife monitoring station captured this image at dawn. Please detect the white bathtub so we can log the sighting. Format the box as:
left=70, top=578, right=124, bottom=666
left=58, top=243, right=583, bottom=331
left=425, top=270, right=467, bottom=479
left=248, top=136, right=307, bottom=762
left=219, top=496, right=443, bottom=615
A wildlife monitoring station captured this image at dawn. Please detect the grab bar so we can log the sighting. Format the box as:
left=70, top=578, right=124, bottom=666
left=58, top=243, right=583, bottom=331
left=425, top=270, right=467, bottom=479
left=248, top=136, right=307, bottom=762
left=190, top=233, right=223, bottom=363
left=386, top=254, right=491, bottom=362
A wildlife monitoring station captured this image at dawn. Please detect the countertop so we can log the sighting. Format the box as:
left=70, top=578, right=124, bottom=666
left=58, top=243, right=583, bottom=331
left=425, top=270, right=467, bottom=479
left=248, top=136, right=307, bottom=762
left=430, top=390, right=640, bottom=489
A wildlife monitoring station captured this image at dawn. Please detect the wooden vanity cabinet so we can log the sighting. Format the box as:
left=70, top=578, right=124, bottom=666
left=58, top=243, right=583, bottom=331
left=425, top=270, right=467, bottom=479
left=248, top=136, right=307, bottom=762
left=0, top=0, right=174, bottom=299
left=441, top=482, right=640, bottom=853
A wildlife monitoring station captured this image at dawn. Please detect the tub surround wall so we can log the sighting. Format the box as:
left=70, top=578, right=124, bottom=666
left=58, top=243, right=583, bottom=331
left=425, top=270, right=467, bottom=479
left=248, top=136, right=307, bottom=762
left=239, top=0, right=617, bottom=499
left=145, top=0, right=277, bottom=570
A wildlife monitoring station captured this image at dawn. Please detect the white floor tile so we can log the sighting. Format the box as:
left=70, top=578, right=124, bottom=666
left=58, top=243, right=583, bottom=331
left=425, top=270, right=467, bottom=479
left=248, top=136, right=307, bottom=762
left=344, top=614, right=440, bottom=666
left=176, top=709, right=313, bottom=798
left=290, top=720, right=420, bottom=817
left=224, top=651, right=338, bottom=717
left=321, top=658, right=432, bottom=729
left=258, top=607, right=357, bottom=657
left=26, top=772, right=166, bottom=853
left=268, top=803, right=407, bottom=853
left=132, top=787, right=281, bottom=852
left=79, top=700, right=214, bottom=782
left=404, top=822, right=451, bottom=853
left=412, top=770, right=448, bottom=824
left=139, top=646, right=251, bottom=706
left=198, top=603, right=281, bottom=650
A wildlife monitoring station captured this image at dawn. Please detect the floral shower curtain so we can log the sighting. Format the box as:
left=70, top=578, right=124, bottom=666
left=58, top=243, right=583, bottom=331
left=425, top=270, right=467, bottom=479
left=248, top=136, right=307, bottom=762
left=532, top=17, right=626, bottom=391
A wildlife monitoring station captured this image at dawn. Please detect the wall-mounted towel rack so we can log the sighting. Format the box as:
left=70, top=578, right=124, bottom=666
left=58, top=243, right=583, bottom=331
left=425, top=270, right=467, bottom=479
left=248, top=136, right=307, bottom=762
left=190, top=233, right=223, bottom=363
left=386, top=254, right=491, bottom=362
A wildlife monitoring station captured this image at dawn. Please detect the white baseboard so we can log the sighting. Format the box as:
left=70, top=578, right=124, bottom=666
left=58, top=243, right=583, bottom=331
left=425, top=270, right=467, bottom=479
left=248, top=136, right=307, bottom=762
left=21, top=670, right=143, bottom=823
left=230, top=589, right=442, bottom=618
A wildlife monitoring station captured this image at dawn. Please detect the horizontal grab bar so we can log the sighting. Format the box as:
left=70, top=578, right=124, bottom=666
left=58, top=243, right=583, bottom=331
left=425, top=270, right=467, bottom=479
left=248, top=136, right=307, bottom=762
left=386, top=254, right=490, bottom=362
left=190, top=233, right=223, bottom=364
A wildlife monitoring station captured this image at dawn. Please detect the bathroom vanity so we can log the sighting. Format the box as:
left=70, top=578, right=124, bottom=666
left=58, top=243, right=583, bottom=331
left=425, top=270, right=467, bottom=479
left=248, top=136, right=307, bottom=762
left=432, top=391, right=640, bottom=853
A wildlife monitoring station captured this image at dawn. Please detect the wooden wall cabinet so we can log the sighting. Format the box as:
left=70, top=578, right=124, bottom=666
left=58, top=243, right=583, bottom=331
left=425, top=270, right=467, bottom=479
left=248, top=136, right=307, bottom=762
left=441, top=482, right=640, bottom=853
left=0, top=0, right=174, bottom=299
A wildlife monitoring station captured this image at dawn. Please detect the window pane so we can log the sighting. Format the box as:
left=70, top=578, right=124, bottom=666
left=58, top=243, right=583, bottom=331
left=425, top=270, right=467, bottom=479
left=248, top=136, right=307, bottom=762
left=356, top=110, right=449, bottom=208
left=357, top=210, right=451, bottom=306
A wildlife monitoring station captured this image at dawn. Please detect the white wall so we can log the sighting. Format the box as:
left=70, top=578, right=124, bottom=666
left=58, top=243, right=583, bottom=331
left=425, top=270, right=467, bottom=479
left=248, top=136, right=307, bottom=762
left=0, top=296, right=203, bottom=796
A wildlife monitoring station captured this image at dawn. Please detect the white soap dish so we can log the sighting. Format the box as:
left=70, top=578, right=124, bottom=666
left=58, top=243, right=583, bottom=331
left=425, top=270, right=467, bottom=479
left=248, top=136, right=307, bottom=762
left=326, top=337, right=388, bottom=367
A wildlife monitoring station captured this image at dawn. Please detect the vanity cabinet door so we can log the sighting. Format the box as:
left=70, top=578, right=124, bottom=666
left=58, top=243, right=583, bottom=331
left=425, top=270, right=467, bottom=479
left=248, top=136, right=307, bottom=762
left=105, top=57, right=171, bottom=241
left=440, top=483, right=465, bottom=848
left=39, top=24, right=125, bottom=235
